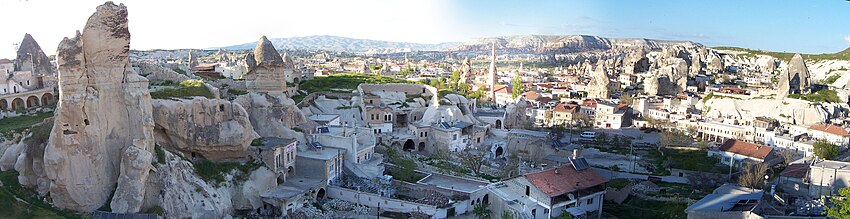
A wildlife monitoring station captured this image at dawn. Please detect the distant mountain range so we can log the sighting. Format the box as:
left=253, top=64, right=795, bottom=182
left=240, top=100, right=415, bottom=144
left=214, top=34, right=706, bottom=55
left=214, top=35, right=460, bottom=54
left=454, top=35, right=701, bottom=54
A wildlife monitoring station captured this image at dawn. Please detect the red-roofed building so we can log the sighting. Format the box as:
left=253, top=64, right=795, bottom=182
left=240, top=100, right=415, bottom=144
left=808, top=124, right=850, bottom=147
left=552, top=102, right=580, bottom=126
left=495, top=160, right=607, bottom=218
left=709, top=139, right=779, bottom=167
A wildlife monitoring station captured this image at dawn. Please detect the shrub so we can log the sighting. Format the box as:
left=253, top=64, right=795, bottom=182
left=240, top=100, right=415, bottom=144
left=150, top=80, right=214, bottom=99
left=193, top=160, right=262, bottom=186
left=154, top=144, right=166, bottom=164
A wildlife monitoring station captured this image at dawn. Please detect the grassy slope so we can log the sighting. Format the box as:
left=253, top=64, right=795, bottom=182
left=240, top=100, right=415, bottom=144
left=712, top=46, right=850, bottom=62
left=0, top=171, right=82, bottom=219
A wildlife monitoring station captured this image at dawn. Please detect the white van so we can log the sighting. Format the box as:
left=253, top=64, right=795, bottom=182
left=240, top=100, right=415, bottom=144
left=580, top=131, right=596, bottom=139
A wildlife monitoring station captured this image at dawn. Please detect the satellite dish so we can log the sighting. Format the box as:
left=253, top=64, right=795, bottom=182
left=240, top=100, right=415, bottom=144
left=567, top=193, right=575, bottom=200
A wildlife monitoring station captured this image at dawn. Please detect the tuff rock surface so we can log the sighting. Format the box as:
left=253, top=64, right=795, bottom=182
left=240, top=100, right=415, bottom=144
left=234, top=92, right=310, bottom=138
left=152, top=97, right=258, bottom=160
left=41, top=2, right=156, bottom=211
left=245, top=36, right=288, bottom=95
left=15, top=33, right=55, bottom=75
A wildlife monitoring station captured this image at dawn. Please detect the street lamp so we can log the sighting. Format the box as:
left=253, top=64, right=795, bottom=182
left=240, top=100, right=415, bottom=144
left=26, top=53, right=35, bottom=75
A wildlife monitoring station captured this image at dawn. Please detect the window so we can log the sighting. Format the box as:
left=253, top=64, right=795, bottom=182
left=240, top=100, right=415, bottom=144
left=453, top=134, right=457, bottom=140
left=525, top=186, right=530, bottom=196
left=587, top=197, right=594, bottom=205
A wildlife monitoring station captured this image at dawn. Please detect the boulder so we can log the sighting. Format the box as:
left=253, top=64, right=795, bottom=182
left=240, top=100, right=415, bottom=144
left=136, top=62, right=190, bottom=82
left=42, top=2, right=156, bottom=211
left=503, top=98, right=529, bottom=129
left=234, top=92, right=310, bottom=138
left=152, top=97, right=258, bottom=160
left=0, top=140, right=25, bottom=171
left=110, top=142, right=153, bottom=213
left=231, top=166, right=276, bottom=210
left=155, top=152, right=232, bottom=218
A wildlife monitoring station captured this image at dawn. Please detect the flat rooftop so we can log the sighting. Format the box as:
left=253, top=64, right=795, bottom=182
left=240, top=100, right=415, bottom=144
left=261, top=175, right=325, bottom=200
left=813, top=160, right=850, bottom=170
left=418, top=173, right=488, bottom=194
left=297, top=147, right=343, bottom=160
left=308, top=114, right=340, bottom=122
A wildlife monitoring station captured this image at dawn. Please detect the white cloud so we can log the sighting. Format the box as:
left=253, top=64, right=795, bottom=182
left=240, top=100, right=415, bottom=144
left=845, top=35, right=850, bottom=45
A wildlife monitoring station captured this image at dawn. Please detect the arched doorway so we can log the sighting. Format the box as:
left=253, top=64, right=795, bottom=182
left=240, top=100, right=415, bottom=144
left=26, top=95, right=39, bottom=108
left=418, top=142, right=425, bottom=151
left=495, top=146, right=504, bottom=157
left=287, top=166, right=294, bottom=176
left=316, top=188, right=326, bottom=200
left=483, top=194, right=489, bottom=205
left=403, top=139, right=415, bottom=151
left=11, top=98, right=24, bottom=110
left=41, top=93, right=54, bottom=106
left=495, top=120, right=502, bottom=129
left=0, top=99, right=7, bottom=111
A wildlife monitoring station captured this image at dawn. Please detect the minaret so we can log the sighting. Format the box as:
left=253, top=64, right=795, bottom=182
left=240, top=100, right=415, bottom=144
left=488, top=41, right=497, bottom=102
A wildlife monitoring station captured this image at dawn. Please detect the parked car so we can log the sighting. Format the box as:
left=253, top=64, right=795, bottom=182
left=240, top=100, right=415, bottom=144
left=580, top=131, right=596, bottom=139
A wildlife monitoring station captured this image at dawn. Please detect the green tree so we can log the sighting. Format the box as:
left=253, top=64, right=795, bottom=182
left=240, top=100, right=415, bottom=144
left=472, top=203, right=490, bottom=219
left=501, top=211, right=516, bottom=219
left=449, top=70, right=462, bottom=90
left=511, top=75, right=523, bottom=99
left=553, top=210, right=574, bottom=219
left=813, top=140, right=840, bottom=160
left=458, top=83, right=470, bottom=95
left=595, top=132, right=609, bottom=145
left=828, top=187, right=850, bottom=219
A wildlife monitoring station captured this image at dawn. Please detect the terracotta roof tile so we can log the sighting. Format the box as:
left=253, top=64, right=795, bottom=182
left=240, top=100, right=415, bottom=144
left=719, top=139, right=772, bottom=159
left=524, top=163, right=607, bottom=197
left=780, top=163, right=809, bottom=179
left=809, top=124, right=850, bottom=137
left=0, top=58, right=11, bottom=64
left=553, top=103, right=579, bottom=113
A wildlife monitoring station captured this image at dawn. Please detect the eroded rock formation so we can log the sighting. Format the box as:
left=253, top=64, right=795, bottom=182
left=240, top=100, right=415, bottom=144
left=15, top=33, right=55, bottom=75
left=152, top=97, right=258, bottom=160
left=777, top=54, right=811, bottom=98
left=587, top=59, right=611, bottom=99
left=245, top=36, right=288, bottom=95
left=42, top=2, right=155, bottom=211
left=234, top=92, right=310, bottom=138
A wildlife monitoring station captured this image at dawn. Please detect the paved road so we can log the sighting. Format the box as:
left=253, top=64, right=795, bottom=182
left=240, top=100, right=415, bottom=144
left=593, top=168, right=690, bottom=184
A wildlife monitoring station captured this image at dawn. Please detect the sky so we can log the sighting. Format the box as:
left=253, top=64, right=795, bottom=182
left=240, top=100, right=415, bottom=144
left=1, top=0, right=849, bottom=58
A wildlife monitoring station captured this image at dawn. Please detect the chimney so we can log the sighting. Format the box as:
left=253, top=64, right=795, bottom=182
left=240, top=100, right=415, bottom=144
left=572, top=149, right=580, bottom=159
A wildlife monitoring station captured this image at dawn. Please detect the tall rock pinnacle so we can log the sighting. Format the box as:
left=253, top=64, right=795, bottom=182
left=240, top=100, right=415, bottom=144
left=42, top=1, right=155, bottom=212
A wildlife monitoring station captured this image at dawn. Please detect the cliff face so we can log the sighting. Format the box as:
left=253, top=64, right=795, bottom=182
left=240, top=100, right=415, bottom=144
left=453, top=35, right=701, bottom=54
left=42, top=2, right=155, bottom=212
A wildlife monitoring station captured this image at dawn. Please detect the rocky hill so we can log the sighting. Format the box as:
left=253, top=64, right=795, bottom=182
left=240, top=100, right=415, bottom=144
left=216, top=35, right=460, bottom=54
left=452, top=35, right=702, bottom=54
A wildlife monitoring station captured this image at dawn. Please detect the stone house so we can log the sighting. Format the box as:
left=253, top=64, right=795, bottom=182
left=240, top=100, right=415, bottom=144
left=708, top=139, right=779, bottom=168
left=487, top=158, right=607, bottom=219
left=808, top=124, right=850, bottom=148
left=252, top=138, right=298, bottom=181
left=808, top=160, right=850, bottom=197
left=295, top=146, right=344, bottom=184
left=551, top=102, right=580, bottom=126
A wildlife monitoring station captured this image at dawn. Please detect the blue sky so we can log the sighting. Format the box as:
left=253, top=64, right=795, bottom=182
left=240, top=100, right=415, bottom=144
left=0, top=0, right=848, bottom=58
